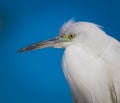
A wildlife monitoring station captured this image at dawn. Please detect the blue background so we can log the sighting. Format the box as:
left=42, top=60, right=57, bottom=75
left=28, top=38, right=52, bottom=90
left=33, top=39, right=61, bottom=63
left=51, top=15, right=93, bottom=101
left=0, top=0, right=120, bottom=103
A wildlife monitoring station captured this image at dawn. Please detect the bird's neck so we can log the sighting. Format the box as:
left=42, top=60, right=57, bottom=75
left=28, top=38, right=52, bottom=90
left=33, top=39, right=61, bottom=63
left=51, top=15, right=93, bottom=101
left=75, top=34, right=113, bottom=56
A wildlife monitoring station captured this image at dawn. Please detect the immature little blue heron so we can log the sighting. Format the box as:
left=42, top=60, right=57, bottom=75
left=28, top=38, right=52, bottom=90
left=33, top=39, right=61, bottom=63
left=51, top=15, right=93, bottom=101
left=18, top=19, right=120, bottom=103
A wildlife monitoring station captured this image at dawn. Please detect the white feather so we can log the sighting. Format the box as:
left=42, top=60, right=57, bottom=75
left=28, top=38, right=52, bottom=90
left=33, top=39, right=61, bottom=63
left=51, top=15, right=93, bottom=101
left=61, top=20, right=120, bottom=103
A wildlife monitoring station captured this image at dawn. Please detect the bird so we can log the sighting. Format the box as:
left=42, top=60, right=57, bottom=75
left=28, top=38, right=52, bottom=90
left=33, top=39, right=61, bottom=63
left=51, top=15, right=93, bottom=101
left=18, top=19, right=120, bottom=103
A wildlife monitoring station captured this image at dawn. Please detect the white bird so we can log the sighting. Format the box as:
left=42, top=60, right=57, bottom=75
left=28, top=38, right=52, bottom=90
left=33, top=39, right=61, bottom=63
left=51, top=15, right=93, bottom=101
left=18, top=19, right=120, bottom=103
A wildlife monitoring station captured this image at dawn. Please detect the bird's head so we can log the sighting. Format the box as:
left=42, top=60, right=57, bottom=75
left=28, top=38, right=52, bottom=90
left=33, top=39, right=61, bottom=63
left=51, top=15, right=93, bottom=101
left=18, top=19, right=108, bottom=52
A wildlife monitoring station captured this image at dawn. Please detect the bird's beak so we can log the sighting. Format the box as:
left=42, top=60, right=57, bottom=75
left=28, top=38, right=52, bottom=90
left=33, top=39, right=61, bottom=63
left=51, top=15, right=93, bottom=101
left=18, top=36, right=65, bottom=52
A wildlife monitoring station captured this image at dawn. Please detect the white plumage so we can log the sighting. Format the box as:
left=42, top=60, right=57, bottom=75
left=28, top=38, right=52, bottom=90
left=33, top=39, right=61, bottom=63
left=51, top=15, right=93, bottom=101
left=61, top=20, right=120, bottom=103
left=18, top=19, right=120, bottom=103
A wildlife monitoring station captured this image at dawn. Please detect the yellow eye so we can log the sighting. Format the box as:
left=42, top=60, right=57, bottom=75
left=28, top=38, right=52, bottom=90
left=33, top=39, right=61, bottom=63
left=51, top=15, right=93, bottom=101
left=68, top=33, right=76, bottom=39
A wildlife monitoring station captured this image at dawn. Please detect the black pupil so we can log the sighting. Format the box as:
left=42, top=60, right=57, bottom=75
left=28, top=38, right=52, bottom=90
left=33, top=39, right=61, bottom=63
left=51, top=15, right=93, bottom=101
left=70, top=34, right=73, bottom=38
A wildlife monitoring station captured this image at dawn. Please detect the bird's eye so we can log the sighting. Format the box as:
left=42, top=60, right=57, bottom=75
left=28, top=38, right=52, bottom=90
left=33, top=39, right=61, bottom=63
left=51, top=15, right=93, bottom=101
left=68, top=33, right=76, bottom=39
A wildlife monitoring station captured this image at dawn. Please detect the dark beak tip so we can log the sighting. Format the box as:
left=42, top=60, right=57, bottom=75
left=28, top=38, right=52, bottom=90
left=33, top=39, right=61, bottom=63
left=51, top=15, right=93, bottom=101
left=17, top=45, right=37, bottom=53
left=17, top=47, right=29, bottom=53
left=17, top=49, right=25, bottom=53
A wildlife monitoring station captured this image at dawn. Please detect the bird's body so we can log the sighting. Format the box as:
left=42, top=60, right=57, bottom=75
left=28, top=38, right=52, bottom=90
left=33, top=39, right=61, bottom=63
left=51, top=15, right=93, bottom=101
left=63, top=42, right=120, bottom=103
left=62, top=21, right=120, bottom=103
left=18, top=19, right=120, bottom=103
